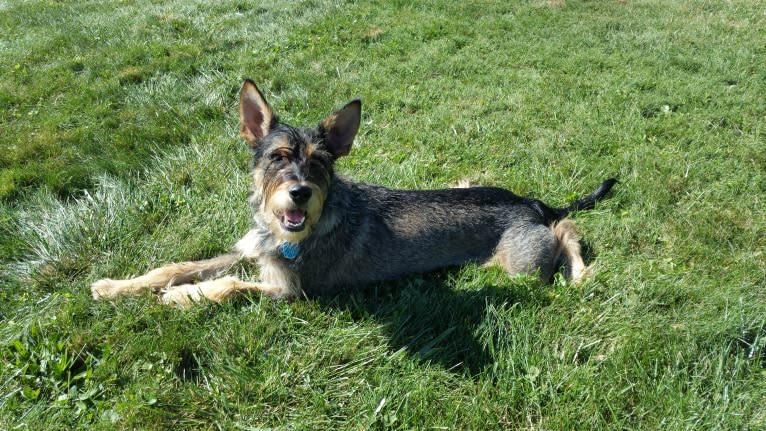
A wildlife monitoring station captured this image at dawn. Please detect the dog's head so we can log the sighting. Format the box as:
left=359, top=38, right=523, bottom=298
left=239, top=80, right=360, bottom=243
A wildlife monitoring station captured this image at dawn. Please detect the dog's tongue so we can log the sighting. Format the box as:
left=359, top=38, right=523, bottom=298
left=284, top=209, right=306, bottom=224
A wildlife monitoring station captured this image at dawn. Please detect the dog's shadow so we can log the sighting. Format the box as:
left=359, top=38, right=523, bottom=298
left=314, top=268, right=556, bottom=376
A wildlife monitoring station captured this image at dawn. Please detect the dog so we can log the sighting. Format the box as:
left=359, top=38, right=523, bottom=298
left=91, top=79, right=616, bottom=306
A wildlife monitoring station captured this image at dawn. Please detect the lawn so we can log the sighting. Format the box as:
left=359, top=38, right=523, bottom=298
left=1, top=0, right=765, bottom=429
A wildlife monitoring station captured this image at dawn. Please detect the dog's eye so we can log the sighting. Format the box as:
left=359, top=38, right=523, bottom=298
left=270, top=153, right=287, bottom=162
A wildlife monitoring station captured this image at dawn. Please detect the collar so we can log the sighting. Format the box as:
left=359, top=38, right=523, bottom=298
left=277, top=242, right=300, bottom=260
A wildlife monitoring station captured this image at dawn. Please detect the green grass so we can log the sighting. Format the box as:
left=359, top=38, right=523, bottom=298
left=2, top=0, right=765, bottom=428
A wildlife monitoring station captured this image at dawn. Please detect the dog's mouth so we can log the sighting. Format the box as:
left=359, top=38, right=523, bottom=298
left=280, top=209, right=307, bottom=232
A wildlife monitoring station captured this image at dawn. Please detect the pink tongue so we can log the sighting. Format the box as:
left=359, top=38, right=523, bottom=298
left=285, top=209, right=305, bottom=224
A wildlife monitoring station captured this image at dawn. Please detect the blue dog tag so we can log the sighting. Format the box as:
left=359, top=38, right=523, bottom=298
left=278, top=242, right=300, bottom=260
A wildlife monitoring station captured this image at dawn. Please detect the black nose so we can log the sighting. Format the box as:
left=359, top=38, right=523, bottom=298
left=288, top=184, right=312, bottom=204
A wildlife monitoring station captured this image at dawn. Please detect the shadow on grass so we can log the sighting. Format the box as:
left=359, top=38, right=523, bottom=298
left=314, top=271, right=554, bottom=376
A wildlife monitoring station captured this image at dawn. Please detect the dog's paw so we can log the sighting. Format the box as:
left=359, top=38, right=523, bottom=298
left=91, top=278, right=122, bottom=300
left=160, top=284, right=203, bottom=307
left=160, top=277, right=237, bottom=306
left=572, top=264, right=595, bottom=284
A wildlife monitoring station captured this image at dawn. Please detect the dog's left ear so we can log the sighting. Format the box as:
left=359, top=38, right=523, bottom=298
left=320, top=99, right=361, bottom=158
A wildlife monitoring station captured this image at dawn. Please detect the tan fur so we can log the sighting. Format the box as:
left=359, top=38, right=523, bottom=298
left=263, top=181, right=325, bottom=243
left=92, top=254, right=297, bottom=306
left=159, top=276, right=285, bottom=306
left=552, top=220, right=588, bottom=283
left=91, top=253, right=240, bottom=300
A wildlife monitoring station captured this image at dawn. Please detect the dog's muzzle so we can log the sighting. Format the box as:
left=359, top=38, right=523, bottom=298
left=277, top=184, right=312, bottom=232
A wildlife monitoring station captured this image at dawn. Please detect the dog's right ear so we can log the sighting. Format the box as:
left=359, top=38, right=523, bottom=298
left=239, top=79, right=274, bottom=148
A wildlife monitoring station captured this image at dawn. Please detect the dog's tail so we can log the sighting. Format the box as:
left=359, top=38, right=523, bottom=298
left=542, top=178, right=618, bottom=223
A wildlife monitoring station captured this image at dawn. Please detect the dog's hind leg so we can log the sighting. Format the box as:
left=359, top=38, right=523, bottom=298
left=492, top=222, right=560, bottom=282
left=91, top=253, right=241, bottom=300
left=552, top=220, right=588, bottom=283
left=492, top=220, right=589, bottom=283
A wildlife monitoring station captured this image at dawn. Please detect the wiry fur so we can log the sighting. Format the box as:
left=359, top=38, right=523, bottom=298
left=91, top=80, right=616, bottom=306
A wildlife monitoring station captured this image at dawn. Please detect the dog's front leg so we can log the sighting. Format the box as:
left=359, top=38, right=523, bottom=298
left=91, top=253, right=241, bottom=300
left=159, top=257, right=300, bottom=306
left=159, top=276, right=291, bottom=306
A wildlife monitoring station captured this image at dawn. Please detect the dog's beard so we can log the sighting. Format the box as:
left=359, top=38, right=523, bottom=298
left=262, top=183, right=325, bottom=243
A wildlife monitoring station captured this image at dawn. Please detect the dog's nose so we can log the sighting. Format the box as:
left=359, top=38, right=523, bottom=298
left=288, top=184, right=312, bottom=204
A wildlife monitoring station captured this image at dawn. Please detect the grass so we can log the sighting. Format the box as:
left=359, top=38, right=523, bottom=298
left=2, top=0, right=765, bottom=428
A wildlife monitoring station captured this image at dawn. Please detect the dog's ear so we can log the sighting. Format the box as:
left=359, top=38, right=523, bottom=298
left=320, top=99, right=361, bottom=158
left=239, top=79, right=275, bottom=148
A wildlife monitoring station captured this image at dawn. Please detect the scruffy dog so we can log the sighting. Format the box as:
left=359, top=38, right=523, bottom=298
left=91, top=80, right=616, bottom=305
